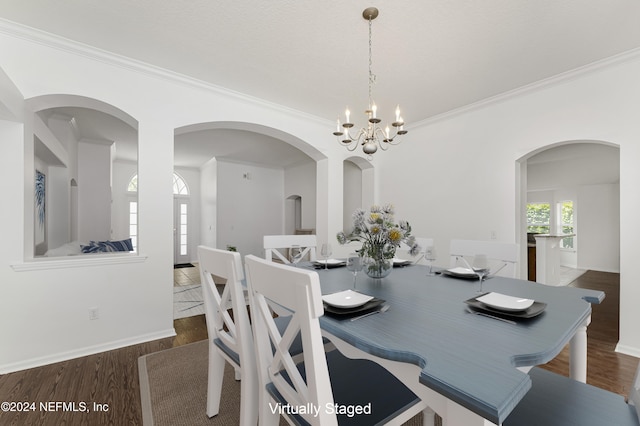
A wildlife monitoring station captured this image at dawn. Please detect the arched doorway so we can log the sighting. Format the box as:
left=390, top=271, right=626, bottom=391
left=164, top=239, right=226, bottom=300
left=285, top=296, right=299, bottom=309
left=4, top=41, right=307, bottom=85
left=517, top=140, right=620, bottom=282
left=174, top=121, right=325, bottom=257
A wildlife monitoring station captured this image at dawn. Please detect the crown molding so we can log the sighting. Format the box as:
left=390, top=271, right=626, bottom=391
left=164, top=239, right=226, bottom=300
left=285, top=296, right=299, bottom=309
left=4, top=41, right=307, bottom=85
left=411, top=46, right=640, bottom=128
left=0, top=18, right=330, bottom=127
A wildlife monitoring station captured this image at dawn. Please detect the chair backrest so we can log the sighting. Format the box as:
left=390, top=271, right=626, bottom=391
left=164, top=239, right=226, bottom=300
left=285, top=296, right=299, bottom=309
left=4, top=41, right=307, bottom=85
left=263, top=234, right=317, bottom=263
left=630, top=361, right=640, bottom=422
left=198, top=246, right=253, bottom=367
left=245, top=254, right=336, bottom=425
left=449, top=239, right=519, bottom=278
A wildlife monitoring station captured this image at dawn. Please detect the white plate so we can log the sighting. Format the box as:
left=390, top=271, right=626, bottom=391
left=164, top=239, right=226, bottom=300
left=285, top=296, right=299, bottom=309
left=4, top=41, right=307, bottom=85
left=393, top=258, right=411, bottom=265
left=322, top=290, right=374, bottom=308
left=476, top=292, right=534, bottom=312
left=316, top=259, right=343, bottom=265
left=444, top=266, right=477, bottom=277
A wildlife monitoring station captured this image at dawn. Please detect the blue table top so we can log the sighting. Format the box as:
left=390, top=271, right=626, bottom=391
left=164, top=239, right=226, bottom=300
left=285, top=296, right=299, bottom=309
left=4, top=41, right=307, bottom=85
left=315, top=264, right=605, bottom=424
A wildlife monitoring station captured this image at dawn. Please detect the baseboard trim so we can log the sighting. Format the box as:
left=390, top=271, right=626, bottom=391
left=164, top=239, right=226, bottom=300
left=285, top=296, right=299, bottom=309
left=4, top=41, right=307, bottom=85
left=615, top=342, right=640, bottom=358
left=0, top=328, right=176, bottom=374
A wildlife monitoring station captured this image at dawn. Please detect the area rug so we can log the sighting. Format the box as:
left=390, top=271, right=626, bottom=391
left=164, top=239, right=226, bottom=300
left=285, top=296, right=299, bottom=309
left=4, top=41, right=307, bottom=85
left=139, top=340, right=241, bottom=426
left=173, top=284, right=205, bottom=320
left=138, top=340, right=431, bottom=426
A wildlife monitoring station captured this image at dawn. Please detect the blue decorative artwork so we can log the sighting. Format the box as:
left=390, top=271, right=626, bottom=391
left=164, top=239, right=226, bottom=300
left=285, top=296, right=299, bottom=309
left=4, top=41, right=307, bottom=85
left=35, top=170, right=45, bottom=243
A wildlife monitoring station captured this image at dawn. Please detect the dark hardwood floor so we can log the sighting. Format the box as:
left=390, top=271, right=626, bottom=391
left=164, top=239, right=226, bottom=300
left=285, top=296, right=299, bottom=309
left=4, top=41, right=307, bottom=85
left=0, top=270, right=636, bottom=425
left=0, top=315, right=208, bottom=426
left=540, top=270, right=639, bottom=397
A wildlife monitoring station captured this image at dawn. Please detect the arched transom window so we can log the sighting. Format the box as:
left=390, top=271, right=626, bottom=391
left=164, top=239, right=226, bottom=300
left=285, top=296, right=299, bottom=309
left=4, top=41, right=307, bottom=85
left=127, top=172, right=190, bottom=195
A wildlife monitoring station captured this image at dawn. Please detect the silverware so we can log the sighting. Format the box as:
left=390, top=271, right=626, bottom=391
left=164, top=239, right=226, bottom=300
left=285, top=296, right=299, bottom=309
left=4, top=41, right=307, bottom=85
left=350, top=304, right=390, bottom=322
left=465, top=307, right=517, bottom=325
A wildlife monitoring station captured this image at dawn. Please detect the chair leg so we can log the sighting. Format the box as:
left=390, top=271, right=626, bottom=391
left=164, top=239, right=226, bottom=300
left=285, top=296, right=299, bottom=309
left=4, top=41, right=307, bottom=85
left=206, top=348, right=226, bottom=418
left=239, top=364, right=259, bottom=426
left=258, top=395, right=280, bottom=426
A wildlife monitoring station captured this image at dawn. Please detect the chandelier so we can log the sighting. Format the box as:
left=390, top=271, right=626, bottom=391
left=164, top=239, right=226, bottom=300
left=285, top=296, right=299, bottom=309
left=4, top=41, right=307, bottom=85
left=333, top=7, right=407, bottom=158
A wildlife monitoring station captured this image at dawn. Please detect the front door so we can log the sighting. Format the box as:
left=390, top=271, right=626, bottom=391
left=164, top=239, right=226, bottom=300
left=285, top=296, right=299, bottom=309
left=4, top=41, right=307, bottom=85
left=174, top=198, right=190, bottom=265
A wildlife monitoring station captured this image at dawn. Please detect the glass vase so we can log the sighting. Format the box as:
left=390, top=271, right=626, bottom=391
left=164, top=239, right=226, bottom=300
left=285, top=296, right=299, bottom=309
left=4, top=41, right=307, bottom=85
left=364, top=255, right=393, bottom=279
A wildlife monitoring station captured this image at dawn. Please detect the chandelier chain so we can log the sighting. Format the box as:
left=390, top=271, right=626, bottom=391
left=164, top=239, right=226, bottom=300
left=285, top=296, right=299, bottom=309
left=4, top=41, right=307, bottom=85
left=368, top=15, right=375, bottom=108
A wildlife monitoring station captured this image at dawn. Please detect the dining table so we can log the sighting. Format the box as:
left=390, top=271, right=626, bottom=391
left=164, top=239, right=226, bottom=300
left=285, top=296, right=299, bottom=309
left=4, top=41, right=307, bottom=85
left=310, top=261, right=604, bottom=425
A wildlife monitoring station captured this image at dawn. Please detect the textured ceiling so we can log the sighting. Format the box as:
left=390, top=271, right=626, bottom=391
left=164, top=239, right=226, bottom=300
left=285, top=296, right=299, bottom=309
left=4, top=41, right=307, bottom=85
left=3, top=0, right=640, bottom=166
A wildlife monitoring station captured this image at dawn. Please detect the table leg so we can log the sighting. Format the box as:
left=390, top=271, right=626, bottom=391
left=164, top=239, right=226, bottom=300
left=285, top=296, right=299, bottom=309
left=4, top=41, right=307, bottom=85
left=569, top=316, right=590, bottom=383
left=422, top=407, right=436, bottom=426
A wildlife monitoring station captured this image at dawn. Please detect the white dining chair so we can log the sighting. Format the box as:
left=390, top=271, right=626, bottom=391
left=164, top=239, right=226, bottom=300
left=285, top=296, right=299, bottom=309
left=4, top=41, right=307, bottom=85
left=503, top=361, right=640, bottom=425
left=199, top=245, right=320, bottom=425
left=198, top=245, right=257, bottom=425
left=449, top=239, right=519, bottom=278
left=263, top=234, right=317, bottom=264
left=244, top=254, right=427, bottom=426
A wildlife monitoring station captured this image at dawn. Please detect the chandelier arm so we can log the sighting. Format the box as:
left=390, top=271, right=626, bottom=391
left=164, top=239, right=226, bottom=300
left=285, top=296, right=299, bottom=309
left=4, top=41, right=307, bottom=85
left=372, top=126, right=391, bottom=151
left=339, top=139, right=360, bottom=152
left=338, top=127, right=369, bottom=152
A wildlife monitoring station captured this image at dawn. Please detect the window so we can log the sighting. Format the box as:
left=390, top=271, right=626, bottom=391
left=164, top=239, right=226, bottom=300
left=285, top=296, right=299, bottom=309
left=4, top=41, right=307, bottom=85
left=128, top=172, right=189, bottom=195
left=527, top=203, right=550, bottom=234
left=179, top=203, right=188, bottom=256
left=558, top=201, right=574, bottom=249
left=127, top=174, right=138, bottom=192
left=129, top=201, right=138, bottom=251
left=173, top=173, right=189, bottom=195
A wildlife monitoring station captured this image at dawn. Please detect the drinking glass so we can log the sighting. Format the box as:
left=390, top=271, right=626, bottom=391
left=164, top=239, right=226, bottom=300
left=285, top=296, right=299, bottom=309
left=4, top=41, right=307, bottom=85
left=425, top=246, right=437, bottom=276
left=290, top=245, right=303, bottom=267
left=346, top=253, right=363, bottom=288
left=472, top=254, right=490, bottom=293
left=320, top=243, right=333, bottom=270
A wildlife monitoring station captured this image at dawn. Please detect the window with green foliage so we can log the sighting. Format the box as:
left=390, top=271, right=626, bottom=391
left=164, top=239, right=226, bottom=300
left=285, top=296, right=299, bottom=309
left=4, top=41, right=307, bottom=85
left=558, top=201, right=574, bottom=249
left=527, top=203, right=550, bottom=234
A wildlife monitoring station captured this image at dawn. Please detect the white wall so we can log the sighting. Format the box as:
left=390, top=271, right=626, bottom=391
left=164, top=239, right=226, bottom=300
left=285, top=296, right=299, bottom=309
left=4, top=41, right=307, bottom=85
left=343, top=160, right=362, bottom=232
left=111, top=160, right=137, bottom=241
left=216, top=160, right=284, bottom=257
left=47, top=165, right=70, bottom=250
left=77, top=141, right=112, bottom=242
left=578, top=184, right=620, bottom=272
left=0, top=27, right=335, bottom=373
left=284, top=161, right=317, bottom=231
left=377, top=53, right=640, bottom=357
left=199, top=158, right=217, bottom=249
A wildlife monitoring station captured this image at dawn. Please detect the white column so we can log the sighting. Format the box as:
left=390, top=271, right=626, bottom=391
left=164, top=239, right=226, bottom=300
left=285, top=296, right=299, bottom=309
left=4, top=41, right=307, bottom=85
left=535, top=234, right=569, bottom=285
